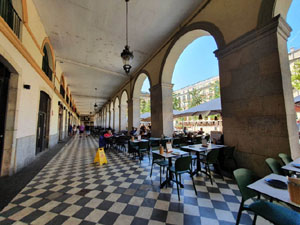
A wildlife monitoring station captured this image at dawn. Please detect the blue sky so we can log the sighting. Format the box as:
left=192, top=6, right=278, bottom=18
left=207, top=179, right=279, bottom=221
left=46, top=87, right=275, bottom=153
left=142, top=1, right=300, bottom=92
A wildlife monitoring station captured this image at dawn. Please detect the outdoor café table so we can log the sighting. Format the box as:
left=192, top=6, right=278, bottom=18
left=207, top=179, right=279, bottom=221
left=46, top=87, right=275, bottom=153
left=130, top=139, right=149, bottom=143
left=282, top=157, right=300, bottom=174
left=152, top=149, right=188, bottom=188
left=181, top=144, right=226, bottom=176
left=247, top=173, right=300, bottom=210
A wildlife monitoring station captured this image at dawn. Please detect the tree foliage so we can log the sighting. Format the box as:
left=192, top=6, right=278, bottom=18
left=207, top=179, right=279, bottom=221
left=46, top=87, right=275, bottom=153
left=209, top=80, right=220, bottom=100
left=291, top=61, right=300, bottom=90
left=188, top=88, right=204, bottom=108
left=140, top=98, right=150, bottom=114
left=173, top=93, right=182, bottom=110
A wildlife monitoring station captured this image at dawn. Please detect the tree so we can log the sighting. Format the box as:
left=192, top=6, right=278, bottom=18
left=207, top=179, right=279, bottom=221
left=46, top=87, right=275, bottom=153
left=140, top=98, right=150, bottom=114
left=291, top=61, right=300, bottom=90
left=173, top=93, right=182, bottom=110
left=209, top=80, right=220, bottom=100
left=188, top=88, right=204, bottom=108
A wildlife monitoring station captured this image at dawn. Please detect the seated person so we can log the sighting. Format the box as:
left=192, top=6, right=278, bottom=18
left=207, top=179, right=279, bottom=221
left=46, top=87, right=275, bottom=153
left=99, top=135, right=106, bottom=148
left=130, top=127, right=138, bottom=136
left=198, top=128, right=204, bottom=135
left=104, top=130, right=113, bottom=138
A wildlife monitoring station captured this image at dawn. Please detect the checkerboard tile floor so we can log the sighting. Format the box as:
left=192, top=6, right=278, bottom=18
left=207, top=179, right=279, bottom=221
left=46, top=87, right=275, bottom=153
left=0, top=136, right=271, bottom=225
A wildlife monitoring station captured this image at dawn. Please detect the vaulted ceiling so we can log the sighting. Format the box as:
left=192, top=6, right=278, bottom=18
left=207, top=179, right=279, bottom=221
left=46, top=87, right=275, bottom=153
left=33, top=0, right=203, bottom=114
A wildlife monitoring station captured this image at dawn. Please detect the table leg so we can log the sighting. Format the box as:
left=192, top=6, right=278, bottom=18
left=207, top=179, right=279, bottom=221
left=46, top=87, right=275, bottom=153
left=160, top=157, right=173, bottom=188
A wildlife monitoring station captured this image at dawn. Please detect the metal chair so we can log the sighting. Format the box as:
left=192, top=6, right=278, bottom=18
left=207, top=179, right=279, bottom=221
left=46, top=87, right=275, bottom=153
left=265, top=158, right=285, bottom=175
left=249, top=200, right=300, bottom=225
left=233, top=168, right=260, bottom=225
left=150, top=153, right=168, bottom=186
left=278, top=153, right=292, bottom=165
left=167, top=156, right=197, bottom=201
left=200, top=149, right=223, bottom=184
left=138, top=141, right=150, bottom=163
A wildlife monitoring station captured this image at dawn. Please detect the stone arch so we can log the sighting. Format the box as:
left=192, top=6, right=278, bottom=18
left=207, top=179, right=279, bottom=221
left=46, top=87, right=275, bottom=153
left=160, top=22, right=225, bottom=84
left=114, top=97, right=120, bottom=132
left=120, top=90, right=128, bottom=131
left=131, top=71, right=152, bottom=129
left=257, top=0, right=292, bottom=28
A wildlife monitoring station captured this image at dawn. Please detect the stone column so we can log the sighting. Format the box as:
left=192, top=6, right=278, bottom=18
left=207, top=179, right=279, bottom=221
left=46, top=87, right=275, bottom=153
left=128, top=97, right=140, bottom=132
left=150, top=83, right=174, bottom=137
left=120, top=102, right=128, bottom=131
left=215, top=16, right=299, bottom=176
left=115, top=105, right=120, bottom=132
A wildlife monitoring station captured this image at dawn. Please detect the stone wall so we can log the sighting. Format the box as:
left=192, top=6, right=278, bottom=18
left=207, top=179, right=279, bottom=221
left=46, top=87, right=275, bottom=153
left=216, top=16, right=299, bottom=176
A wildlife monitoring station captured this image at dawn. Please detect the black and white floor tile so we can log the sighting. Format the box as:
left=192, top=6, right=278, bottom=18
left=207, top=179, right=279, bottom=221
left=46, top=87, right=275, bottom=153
left=0, top=136, right=271, bottom=225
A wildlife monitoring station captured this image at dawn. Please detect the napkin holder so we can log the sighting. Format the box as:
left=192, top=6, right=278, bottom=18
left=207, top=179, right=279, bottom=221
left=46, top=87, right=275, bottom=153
left=288, top=177, right=300, bottom=205
left=138, top=135, right=141, bottom=141
left=166, top=142, right=172, bottom=153
left=202, top=139, right=208, bottom=147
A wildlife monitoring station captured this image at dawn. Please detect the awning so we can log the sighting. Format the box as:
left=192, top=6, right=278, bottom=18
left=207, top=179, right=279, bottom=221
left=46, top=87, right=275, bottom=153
left=175, top=98, right=222, bottom=117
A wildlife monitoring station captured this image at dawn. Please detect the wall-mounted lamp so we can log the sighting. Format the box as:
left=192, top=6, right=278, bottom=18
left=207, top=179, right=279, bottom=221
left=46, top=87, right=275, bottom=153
left=23, top=84, right=31, bottom=89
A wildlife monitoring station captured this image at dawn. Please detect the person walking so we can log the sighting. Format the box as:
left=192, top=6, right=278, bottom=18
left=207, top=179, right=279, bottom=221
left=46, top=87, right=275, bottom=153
left=79, top=124, right=85, bottom=138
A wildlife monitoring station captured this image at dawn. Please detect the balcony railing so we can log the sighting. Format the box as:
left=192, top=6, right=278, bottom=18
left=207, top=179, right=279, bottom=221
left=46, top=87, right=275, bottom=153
left=0, top=0, right=21, bottom=38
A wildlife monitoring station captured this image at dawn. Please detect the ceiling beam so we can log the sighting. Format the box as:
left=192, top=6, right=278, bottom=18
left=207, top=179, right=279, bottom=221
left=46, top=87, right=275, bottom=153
left=72, top=94, right=108, bottom=100
left=56, top=57, right=127, bottom=78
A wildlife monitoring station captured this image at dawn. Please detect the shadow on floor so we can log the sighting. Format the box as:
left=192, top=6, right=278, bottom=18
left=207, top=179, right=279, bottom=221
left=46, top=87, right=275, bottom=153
left=0, top=137, right=72, bottom=211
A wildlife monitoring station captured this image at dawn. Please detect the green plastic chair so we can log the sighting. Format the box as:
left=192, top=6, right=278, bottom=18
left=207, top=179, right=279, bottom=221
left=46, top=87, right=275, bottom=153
left=249, top=200, right=300, bottom=225
left=167, top=156, right=197, bottom=201
left=150, top=139, right=160, bottom=151
left=200, top=149, right=223, bottom=184
left=138, top=141, right=150, bottom=163
left=172, top=138, right=181, bottom=148
left=278, top=153, right=292, bottom=165
left=265, top=158, right=285, bottom=175
left=128, top=141, right=139, bottom=156
left=150, top=153, right=168, bottom=185
left=233, top=168, right=260, bottom=225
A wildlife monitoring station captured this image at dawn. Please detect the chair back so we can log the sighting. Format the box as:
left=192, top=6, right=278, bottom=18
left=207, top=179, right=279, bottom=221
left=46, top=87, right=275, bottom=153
left=152, top=152, right=165, bottom=161
left=139, top=141, right=149, bottom=150
left=175, top=156, right=192, bottom=172
left=265, top=158, right=285, bottom=175
left=150, top=139, right=160, bottom=148
left=233, top=168, right=259, bottom=201
left=278, top=153, right=292, bottom=165
left=128, top=141, right=138, bottom=153
left=194, top=136, right=202, bottom=144
left=206, top=149, right=220, bottom=164
left=172, top=138, right=180, bottom=147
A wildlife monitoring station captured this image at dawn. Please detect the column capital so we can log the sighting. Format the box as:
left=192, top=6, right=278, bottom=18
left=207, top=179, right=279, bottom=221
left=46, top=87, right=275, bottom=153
left=215, top=15, right=291, bottom=60
left=150, top=82, right=174, bottom=91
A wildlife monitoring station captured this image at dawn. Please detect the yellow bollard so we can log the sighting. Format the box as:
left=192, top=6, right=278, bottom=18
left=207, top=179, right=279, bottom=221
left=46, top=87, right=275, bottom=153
left=94, top=148, right=107, bottom=166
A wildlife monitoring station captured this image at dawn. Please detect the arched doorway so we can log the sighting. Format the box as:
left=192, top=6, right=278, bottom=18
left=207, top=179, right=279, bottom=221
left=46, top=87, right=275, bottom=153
left=131, top=73, right=151, bottom=132
left=36, top=91, right=51, bottom=153
left=120, top=90, right=128, bottom=131
left=114, top=97, right=120, bottom=132
left=159, top=23, right=224, bottom=137
left=171, top=35, right=221, bottom=135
